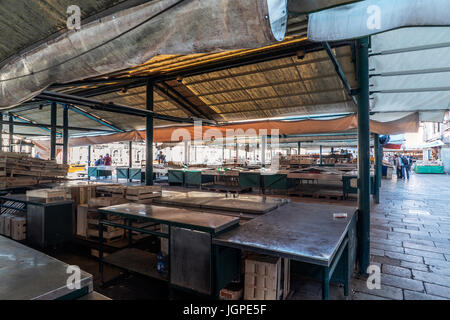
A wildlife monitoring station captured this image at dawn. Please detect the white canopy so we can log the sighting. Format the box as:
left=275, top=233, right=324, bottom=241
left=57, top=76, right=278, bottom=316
left=306, top=0, right=450, bottom=123
left=369, top=27, right=450, bottom=121
left=307, top=0, right=450, bottom=41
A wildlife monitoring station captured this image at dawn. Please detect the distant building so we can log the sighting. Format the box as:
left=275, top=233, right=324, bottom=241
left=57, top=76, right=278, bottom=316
left=422, top=112, right=450, bottom=173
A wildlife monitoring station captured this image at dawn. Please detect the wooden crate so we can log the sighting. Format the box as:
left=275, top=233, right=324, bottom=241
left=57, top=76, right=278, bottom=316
left=86, top=227, right=124, bottom=242
left=0, top=214, right=6, bottom=236
left=77, top=200, right=126, bottom=243
left=88, top=197, right=129, bottom=208
left=76, top=204, right=89, bottom=237
left=160, top=224, right=169, bottom=255
left=0, top=152, right=68, bottom=188
left=10, top=216, right=26, bottom=241
left=26, top=189, right=67, bottom=202
left=96, top=185, right=126, bottom=198
left=126, top=220, right=158, bottom=240
left=79, top=186, right=96, bottom=204
left=244, top=254, right=290, bottom=300
left=2, top=214, right=12, bottom=237
left=90, top=248, right=110, bottom=258
left=125, top=185, right=162, bottom=202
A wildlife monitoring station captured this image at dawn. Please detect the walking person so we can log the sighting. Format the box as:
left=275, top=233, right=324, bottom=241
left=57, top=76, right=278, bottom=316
left=395, top=154, right=403, bottom=179
left=401, top=155, right=410, bottom=180
left=103, top=153, right=112, bottom=166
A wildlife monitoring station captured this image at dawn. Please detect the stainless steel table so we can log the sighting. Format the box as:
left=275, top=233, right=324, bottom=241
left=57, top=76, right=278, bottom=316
left=213, top=202, right=357, bottom=300
left=0, top=235, right=93, bottom=300
left=97, top=204, right=241, bottom=296
left=153, top=191, right=288, bottom=215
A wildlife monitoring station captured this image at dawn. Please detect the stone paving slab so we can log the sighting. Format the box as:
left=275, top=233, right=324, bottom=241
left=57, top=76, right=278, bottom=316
left=288, top=173, right=450, bottom=300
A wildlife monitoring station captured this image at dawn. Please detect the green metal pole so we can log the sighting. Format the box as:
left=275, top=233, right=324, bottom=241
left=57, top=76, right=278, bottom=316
left=374, top=134, right=381, bottom=204
left=8, top=113, right=13, bottom=152
left=357, top=37, right=371, bottom=275
left=0, top=113, right=3, bottom=151
left=145, top=79, right=154, bottom=186
left=63, top=105, right=69, bottom=165
left=129, top=141, right=133, bottom=167
left=50, top=102, right=57, bottom=160
left=320, top=145, right=323, bottom=165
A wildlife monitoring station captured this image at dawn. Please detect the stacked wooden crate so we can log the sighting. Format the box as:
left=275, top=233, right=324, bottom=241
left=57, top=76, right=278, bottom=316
left=0, top=214, right=26, bottom=241
left=0, top=151, right=68, bottom=188
left=26, top=189, right=67, bottom=203
left=77, top=197, right=128, bottom=243
left=96, top=185, right=127, bottom=198
left=125, top=185, right=162, bottom=204
left=244, top=254, right=290, bottom=300
left=1, top=199, right=27, bottom=241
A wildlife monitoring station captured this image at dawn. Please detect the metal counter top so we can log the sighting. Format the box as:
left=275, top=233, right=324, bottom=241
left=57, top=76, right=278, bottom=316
left=98, top=203, right=239, bottom=234
left=213, top=202, right=357, bottom=266
left=0, top=236, right=93, bottom=300
left=0, top=194, right=73, bottom=206
left=154, top=191, right=286, bottom=215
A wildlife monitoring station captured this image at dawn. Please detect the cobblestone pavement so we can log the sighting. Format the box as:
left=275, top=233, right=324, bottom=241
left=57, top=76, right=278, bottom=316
left=290, top=172, right=450, bottom=300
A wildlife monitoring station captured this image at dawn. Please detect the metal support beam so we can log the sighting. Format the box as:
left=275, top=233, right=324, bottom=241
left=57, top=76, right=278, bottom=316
left=38, top=91, right=210, bottom=124
left=222, top=142, right=225, bottom=164
left=8, top=113, right=13, bottom=152
left=261, top=135, right=266, bottom=168
left=0, top=120, right=117, bottom=133
left=68, top=105, right=123, bottom=132
left=88, top=145, right=91, bottom=166
left=357, top=37, right=371, bottom=275
left=10, top=113, right=62, bottom=136
left=320, top=145, right=323, bottom=165
left=145, top=80, right=154, bottom=186
left=374, top=134, right=382, bottom=204
left=155, top=82, right=214, bottom=121
left=235, top=137, right=238, bottom=165
left=184, top=140, right=189, bottom=165
left=297, top=141, right=301, bottom=155
left=50, top=102, right=57, bottom=161
left=129, top=141, right=133, bottom=167
left=0, top=113, right=3, bottom=151
left=323, top=42, right=358, bottom=104
left=63, top=105, right=69, bottom=164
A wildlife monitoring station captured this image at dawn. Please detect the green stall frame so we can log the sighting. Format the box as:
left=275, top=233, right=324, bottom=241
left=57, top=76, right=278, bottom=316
left=239, top=172, right=262, bottom=190
left=168, top=169, right=185, bottom=185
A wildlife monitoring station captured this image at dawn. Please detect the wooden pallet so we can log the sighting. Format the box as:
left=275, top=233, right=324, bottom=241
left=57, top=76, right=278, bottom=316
left=202, top=184, right=251, bottom=194
left=26, top=188, right=67, bottom=203
left=289, top=190, right=316, bottom=198
left=244, top=254, right=290, bottom=300
left=0, top=214, right=26, bottom=240
left=77, top=200, right=127, bottom=238
left=313, top=190, right=345, bottom=200
left=125, top=185, right=162, bottom=201
left=88, top=196, right=129, bottom=208
left=87, top=228, right=124, bottom=243
left=95, top=185, right=126, bottom=198
left=0, top=152, right=68, bottom=189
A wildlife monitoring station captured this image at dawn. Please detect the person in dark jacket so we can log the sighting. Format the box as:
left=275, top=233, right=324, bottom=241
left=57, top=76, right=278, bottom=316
left=401, top=155, right=410, bottom=179
left=94, top=155, right=104, bottom=166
